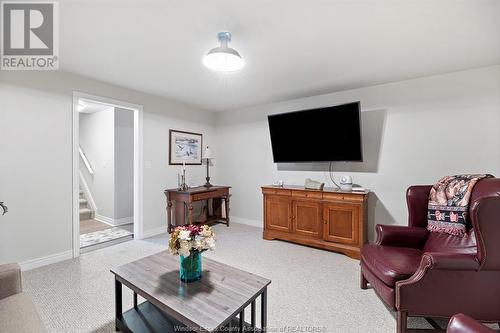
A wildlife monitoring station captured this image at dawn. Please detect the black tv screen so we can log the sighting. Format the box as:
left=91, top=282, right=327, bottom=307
left=267, top=102, right=362, bottom=163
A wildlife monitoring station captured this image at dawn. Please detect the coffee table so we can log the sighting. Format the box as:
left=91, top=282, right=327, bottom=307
left=111, top=251, right=271, bottom=333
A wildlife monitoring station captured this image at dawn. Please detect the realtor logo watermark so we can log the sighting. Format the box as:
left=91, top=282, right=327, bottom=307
left=1, top=1, right=59, bottom=70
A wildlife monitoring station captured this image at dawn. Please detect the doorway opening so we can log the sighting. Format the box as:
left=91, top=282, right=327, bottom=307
left=72, top=92, right=143, bottom=256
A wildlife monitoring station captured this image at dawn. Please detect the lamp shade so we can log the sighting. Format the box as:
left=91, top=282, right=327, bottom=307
left=203, top=48, right=244, bottom=72
left=203, top=32, right=244, bottom=72
left=203, top=146, right=213, bottom=159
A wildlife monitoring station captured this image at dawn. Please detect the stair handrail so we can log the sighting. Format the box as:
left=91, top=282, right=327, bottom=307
left=79, top=145, right=94, bottom=175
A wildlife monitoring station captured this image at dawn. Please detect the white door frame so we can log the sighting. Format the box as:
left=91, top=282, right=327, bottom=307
left=72, top=91, right=144, bottom=258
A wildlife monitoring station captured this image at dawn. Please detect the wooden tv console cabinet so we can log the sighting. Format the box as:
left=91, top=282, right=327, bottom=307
left=262, top=185, right=369, bottom=259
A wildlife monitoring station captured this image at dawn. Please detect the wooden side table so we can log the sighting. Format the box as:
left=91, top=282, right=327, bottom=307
left=164, top=186, right=231, bottom=233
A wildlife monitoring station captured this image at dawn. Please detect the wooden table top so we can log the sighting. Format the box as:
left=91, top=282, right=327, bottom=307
left=164, top=185, right=231, bottom=194
left=111, top=251, right=271, bottom=332
left=262, top=184, right=370, bottom=195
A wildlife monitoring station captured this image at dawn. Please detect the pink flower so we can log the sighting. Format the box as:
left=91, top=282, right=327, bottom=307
left=435, top=210, right=443, bottom=221
left=168, top=224, right=216, bottom=256
left=450, top=212, right=458, bottom=222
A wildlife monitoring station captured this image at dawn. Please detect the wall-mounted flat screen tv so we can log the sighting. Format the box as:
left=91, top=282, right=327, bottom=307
left=267, top=102, right=362, bottom=163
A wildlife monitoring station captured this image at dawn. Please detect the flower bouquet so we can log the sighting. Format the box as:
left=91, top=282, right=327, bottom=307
left=168, top=225, right=216, bottom=282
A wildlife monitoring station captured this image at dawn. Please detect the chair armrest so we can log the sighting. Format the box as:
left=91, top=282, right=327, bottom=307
left=375, top=224, right=429, bottom=249
left=0, top=263, right=22, bottom=300
left=447, top=313, right=495, bottom=333
left=423, top=252, right=479, bottom=271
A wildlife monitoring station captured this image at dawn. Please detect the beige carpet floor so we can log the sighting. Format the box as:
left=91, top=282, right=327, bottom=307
left=80, top=219, right=111, bottom=235
left=24, top=223, right=438, bottom=333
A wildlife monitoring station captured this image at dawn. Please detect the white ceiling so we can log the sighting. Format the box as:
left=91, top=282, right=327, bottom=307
left=60, top=0, right=500, bottom=112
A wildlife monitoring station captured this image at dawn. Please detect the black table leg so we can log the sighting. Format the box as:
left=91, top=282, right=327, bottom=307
left=133, top=291, right=138, bottom=308
left=261, top=288, right=267, bottom=333
left=239, top=309, right=245, bottom=332
left=251, top=300, right=256, bottom=328
left=115, top=278, right=122, bottom=332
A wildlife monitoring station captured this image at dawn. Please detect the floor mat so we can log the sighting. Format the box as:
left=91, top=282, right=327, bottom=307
left=80, top=227, right=133, bottom=248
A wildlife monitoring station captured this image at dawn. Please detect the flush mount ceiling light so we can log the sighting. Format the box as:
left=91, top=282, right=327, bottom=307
left=203, top=32, right=244, bottom=72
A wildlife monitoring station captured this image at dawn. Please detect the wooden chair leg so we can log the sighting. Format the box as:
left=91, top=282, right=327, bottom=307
left=397, top=310, right=408, bottom=333
left=360, top=270, right=368, bottom=289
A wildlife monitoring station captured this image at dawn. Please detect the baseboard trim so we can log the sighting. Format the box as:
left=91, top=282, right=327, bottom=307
left=142, top=226, right=168, bottom=239
left=230, top=216, right=262, bottom=228
left=19, top=250, right=73, bottom=271
left=95, top=214, right=133, bottom=226
left=139, top=218, right=261, bottom=239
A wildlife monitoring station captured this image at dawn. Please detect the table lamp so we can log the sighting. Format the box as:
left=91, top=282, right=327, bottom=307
left=203, top=146, right=213, bottom=187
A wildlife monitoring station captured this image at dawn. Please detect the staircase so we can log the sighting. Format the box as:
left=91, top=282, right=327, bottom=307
left=79, top=190, right=94, bottom=221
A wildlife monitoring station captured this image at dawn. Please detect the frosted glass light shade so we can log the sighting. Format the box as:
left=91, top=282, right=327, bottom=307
left=203, top=47, right=244, bottom=72
left=203, top=146, right=213, bottom=159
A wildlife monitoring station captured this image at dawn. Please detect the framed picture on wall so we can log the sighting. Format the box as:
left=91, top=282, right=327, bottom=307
left=169, top=130, right=203, bottom=165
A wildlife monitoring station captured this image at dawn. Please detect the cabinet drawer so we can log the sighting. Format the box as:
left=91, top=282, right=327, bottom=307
left=322, top=192, right=345, bottom=201
left=291, top=190, right=322, bottom=200
left=323, top=192, right=365, bottom=202
left=262, top=188, right=292, bottom=196
left=192, top=189, right=227, bottom=201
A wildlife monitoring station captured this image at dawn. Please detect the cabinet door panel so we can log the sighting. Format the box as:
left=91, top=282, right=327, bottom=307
left=323, top=203, right=360, bottom=245
left=265, top=196, right=291, bottom=232
left=293, top=200, right=321, bottom=237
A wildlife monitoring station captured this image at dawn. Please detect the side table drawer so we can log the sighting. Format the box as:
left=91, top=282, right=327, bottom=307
left=192, top=189, right=228, bottom=201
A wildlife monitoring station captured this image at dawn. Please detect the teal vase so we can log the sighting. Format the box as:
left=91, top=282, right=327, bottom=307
left=179, top=251, right=202, bottom=282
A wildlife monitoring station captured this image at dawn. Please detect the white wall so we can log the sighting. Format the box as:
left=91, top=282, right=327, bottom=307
left=79, top=108, right=116, bottom=218
left=114, top=108, right=134, bottom=219
left=215, top=65, right=500, bottom=240
left=0, top=71, right=217, bottom=265
left=80, top=107, right=135, bottom=221
left=1, top=65, right=498, bottom=265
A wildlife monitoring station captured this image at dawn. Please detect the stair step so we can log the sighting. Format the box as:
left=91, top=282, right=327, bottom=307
left=79, top=207, right=93, bottom=220
left=79, top=198, right=87, bottom=205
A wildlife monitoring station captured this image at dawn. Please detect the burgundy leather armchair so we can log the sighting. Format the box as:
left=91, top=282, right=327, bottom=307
left=360, top=178, right=500, bottom=333
left=447, top=314, right=495, bottom=333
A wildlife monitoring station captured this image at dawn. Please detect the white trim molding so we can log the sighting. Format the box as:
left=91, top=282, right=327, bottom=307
left=72, top=94, right=80, bottom=258
left=95, top=214, right=133, bottom=226
left=133, top=107, right=144, bottom=239
left=72, top=91, right=144, bottom=258
left=230, top=216, right=263, bottom=228
left=19, top=250, right=73, bottom=271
